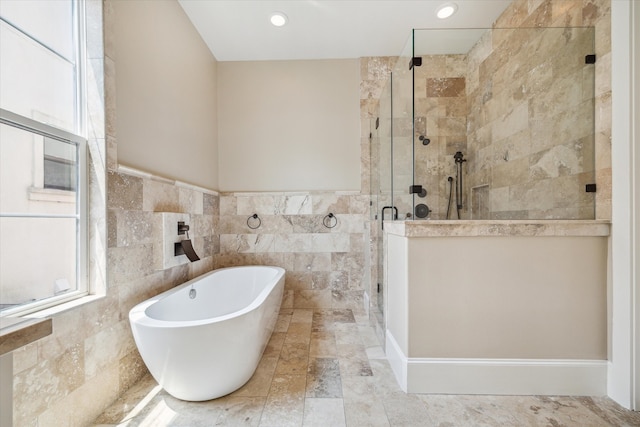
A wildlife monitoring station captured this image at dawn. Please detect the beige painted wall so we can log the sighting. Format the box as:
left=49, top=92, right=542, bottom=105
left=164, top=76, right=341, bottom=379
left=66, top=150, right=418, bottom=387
left=386, top=234, right=409, bottom=353
left=113, top=0, right=218, bottom=189
left=402, top=236, right=607, bottom=360
left=218, top=59, right=361, bottom=192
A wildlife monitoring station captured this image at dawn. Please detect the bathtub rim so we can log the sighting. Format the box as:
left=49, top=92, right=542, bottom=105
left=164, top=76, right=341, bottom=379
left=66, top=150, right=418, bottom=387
left=129, top=265, right=285, bottom=328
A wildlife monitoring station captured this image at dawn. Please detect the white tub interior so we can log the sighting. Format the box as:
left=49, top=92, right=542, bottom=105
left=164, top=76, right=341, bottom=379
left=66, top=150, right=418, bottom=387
left=145, top=266, right=280, bottom=322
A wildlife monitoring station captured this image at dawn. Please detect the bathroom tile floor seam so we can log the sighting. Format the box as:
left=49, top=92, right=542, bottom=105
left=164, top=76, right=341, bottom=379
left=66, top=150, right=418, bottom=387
left=93, top=308, right=640, bottom=427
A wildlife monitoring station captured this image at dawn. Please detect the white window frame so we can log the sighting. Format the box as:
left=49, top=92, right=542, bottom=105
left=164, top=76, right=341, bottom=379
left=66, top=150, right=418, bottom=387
left=0, top=0, right=88, bottom=316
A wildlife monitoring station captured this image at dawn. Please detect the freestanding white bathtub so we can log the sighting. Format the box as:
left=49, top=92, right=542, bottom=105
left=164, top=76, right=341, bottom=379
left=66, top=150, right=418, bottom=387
left=129, top=265, right=285, bottom=401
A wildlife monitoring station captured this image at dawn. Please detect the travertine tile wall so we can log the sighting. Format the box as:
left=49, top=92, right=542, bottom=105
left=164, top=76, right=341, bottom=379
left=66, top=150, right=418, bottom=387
left=13, top=173, right=218, bottom=426
left=414, top=55, right=468, bottom=219
left=492, top=0, right=611, bottom=220
left=362, top=0, right=612, bottom=221
left=465, top=0, right=611, bottom=219
left=216, top=192, right=369, bottom=314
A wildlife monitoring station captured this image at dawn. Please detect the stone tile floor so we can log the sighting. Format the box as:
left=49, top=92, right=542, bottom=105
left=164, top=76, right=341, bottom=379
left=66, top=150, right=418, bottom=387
left=93, top=309, right=640, bottom=427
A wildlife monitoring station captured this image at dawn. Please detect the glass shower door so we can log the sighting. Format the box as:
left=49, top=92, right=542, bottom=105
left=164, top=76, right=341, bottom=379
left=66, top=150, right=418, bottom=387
left=370, top=74, right=392, bottom=328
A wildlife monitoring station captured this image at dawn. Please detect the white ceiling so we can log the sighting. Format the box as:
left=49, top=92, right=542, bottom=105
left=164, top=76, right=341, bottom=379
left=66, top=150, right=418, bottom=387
left=178, top=0, right=513, bottom=62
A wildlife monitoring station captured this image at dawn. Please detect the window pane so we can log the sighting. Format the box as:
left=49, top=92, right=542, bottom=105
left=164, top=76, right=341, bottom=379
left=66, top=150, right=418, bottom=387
left=0, top=20, right=77, bottom=132
left=44, top=137, right=77, bottom=191
left=0, top=217, right=77, bottom=310
left=0, top=0, right=74, bottom=61
left=0, top=123, right=77, bottom=214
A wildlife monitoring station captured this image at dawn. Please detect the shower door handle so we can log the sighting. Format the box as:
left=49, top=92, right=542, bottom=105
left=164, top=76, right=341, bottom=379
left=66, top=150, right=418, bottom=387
left=381, top=206, right=398, bottom=230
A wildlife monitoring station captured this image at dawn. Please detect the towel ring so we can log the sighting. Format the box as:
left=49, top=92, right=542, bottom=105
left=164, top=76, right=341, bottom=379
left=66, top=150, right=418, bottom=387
left=323, top=213, right=338, bottom=229
left=247, top=213, right=261, bottom=229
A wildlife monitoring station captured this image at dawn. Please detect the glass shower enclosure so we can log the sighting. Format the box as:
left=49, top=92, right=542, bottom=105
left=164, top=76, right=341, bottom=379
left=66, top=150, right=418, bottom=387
left=370, top=26, right=596, bottom=329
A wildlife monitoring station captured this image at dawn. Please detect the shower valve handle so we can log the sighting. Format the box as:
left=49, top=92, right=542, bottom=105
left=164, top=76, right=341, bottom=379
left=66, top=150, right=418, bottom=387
left=409, top=185, right=423, bottom=194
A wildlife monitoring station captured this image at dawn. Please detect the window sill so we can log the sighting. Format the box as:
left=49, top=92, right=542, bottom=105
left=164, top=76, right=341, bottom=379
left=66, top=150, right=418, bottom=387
left=20, top=294, right=105, bottom=319
left=28, top=187, right=75, bottom=204
left=0, top=317, right=52, bottom=355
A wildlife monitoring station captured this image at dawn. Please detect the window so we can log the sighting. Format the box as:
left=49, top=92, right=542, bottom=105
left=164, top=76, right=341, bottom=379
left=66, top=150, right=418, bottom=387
left=0, top=0, right=87, bottom=314
left=44, top=138, right=78, bottom=192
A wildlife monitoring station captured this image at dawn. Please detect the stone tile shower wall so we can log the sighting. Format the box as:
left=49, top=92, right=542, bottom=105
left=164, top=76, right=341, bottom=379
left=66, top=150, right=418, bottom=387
left=413, top=55, right=468, bottom=219
left=491, top=0, right=611, bottom=221
left=364, top=0, right=611, bottom=221
left=465, top=25, right=596, bottom=219
left=216, top=192, right=369, bottom=315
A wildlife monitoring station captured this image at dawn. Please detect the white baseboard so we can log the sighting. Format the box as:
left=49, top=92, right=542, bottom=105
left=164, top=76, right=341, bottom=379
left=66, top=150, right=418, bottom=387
left=386, top=330, right=607, bottom=396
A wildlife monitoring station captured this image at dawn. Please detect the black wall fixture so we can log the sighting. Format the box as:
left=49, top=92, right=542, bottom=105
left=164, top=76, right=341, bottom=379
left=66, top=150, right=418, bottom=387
left=415, top=204, right=430, bottom=218
left=409, top=185, right=424, bottom=195
left=409, top=57, right=422, bottom=69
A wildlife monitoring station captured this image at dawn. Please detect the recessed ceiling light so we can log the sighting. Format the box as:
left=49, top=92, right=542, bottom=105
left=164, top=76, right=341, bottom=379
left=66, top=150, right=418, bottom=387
left=436, top=2, right=458, bottom=19
left=270, top=11, right=288, bottom=27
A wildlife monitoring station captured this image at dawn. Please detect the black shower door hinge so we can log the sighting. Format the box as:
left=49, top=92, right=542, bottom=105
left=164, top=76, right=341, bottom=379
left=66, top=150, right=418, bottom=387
left=586, top=183, right=597, bottom=192
left=585, top=54, right=596, bottom=64
left=409, top=57, right=422, bottom=69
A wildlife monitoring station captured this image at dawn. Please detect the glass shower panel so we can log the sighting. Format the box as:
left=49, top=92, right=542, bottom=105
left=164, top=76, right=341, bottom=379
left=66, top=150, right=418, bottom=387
left=371, top=74, right=392, bottom=324
left=410, top=27, right=596, bottom=220
left=391, top=32, right=415, bottom=220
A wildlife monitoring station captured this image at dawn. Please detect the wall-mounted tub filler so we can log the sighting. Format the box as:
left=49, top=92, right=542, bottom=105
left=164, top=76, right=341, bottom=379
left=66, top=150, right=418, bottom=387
left=174, top=222, right=200, bottom=262
left=154, top=213, right=200, bottom=269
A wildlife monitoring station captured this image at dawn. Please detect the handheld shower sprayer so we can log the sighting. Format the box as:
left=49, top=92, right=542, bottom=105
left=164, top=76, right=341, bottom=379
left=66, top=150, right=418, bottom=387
left=453, top=152, right=466, bottom=216
left=446, top=176, right=454, bottom=219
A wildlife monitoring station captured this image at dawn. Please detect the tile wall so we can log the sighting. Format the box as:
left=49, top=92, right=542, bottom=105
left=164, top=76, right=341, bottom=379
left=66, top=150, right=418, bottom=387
left=216, top=192, right=369, bottom=315
left=361, top=0, right=612, bottom=221
left=493, top=0, right=611, bottom=221
left=414, top=55, right=469, bottom=219
left=12, top=171, right=218, bottom=426
left=465, top=1, right=610, bottom=219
